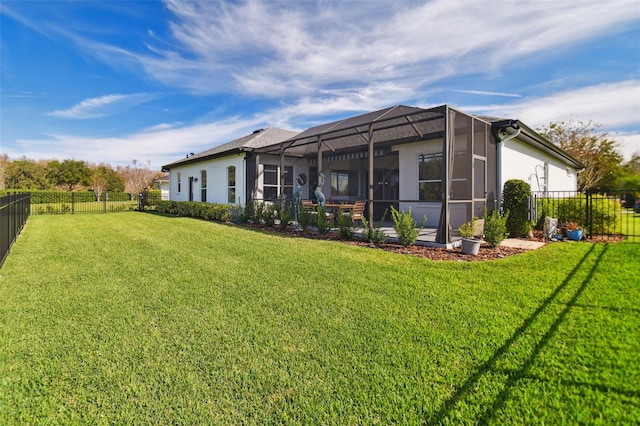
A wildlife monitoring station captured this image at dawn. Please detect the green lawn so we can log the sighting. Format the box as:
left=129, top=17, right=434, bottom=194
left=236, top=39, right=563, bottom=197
left=1, top=213, right=639, bottom=424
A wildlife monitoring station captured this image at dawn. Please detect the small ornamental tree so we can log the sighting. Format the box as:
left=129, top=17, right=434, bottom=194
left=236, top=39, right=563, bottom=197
left=502, top=179, right=532, bottom=237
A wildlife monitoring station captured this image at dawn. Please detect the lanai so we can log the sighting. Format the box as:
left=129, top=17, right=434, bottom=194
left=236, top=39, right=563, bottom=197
left=255, top=105, right=496, bottom=246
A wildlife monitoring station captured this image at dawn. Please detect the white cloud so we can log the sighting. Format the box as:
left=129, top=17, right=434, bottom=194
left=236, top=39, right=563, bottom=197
left=121, top=0, right=639, bottom=98
left=454, top=90, right=522, bottom=98
left=463, top=80, right=640, bottom=129
left=7, top=114, right=268, bottom=170
left=47, top=93, right=158, bottom=119
left=463, top=80, right=640, bottom=161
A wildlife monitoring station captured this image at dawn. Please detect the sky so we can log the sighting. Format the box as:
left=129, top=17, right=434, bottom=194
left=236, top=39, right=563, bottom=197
left=1, top=0, right=639, bottom=171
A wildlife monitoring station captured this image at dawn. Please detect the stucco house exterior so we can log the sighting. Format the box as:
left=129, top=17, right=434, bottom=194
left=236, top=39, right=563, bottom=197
left=162, top=104, right=583, bottom=245
left=162, top=127, right=301, bottom=206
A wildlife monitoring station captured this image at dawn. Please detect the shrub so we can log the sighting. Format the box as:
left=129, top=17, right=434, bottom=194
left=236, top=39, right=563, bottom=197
left=263, top=203, right=277, bottom=227
left=154, top=200, right=232, bottom=222
left=295, top=203, right=313, bottom=233
left=458, top=218, right=477, bottom=239
left=316, top=204, right=331, bottom=235
left=484, top=209, right=509, bottom=248
left=503, top=179, right=532, bottom=237
left=253, top=201, right=265, bottom=224
left=336, top=211, right=355, bottom=240
left=361, top=214, right=388, bottom=244
left=390, top=207, right=425, bottom=247
left=535, top=194, right=620, bottom=235
left=278, top=202, right=292, bottom=230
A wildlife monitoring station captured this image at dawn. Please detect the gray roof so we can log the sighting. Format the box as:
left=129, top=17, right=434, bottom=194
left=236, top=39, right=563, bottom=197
left=162, top=127, right=299, bottom=170
left=257, top=105, right=448, bottom=157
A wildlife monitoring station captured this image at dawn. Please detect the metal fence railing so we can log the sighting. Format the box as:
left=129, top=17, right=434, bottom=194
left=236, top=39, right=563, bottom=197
left=27, top=191, right=162, bottom=215
left=0, top=192, right=31, bottom=268
left=529, top=190, right=639, bottom=242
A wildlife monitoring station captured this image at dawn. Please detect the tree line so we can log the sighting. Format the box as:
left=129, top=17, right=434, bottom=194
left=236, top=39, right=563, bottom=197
left=0, top=156, right=161, bottom=199
left=1, top=120, right=638, bottom=197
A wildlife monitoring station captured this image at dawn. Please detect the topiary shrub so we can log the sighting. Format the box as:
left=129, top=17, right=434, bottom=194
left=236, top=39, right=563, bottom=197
left=503, top=179, right=532, bottom=237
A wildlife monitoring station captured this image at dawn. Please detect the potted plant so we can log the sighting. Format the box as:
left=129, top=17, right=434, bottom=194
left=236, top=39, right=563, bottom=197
left=565, top=221, right=583, bottom=241
left=459, top=217, right=481, bottom=255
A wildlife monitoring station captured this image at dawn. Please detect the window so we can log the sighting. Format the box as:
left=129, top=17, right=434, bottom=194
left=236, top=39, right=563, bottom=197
left=330, top=171, right=358, bottom=196
left=263, top=165, right=292, bottom=200
left=177, top=172, right=181, bottom=193
left=227, top=166, right=236, bottom=204
left=418, top=153, right=443, bottom=201
left=200, top=170, right=207, bottom=202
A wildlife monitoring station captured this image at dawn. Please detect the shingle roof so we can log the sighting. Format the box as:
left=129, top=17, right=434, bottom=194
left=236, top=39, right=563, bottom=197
left=162, top=127, right=299, bottom=170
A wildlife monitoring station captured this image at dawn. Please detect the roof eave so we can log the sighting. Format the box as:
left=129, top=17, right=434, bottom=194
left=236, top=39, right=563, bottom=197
left=493, top=120, right=585, bottom=170
left=162, top=147, right=244, bottom=171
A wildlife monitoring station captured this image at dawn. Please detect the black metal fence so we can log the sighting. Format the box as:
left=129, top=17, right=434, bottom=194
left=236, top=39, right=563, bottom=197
left=0, top=192, right=31, bottom=268
left=27, top=191, right=162, bottom=215
left=530, top=190, right=639, bottom=242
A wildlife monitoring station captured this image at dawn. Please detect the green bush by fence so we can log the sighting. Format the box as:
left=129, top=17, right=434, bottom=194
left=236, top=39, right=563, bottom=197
left=535, top=194, right=620, bottom=235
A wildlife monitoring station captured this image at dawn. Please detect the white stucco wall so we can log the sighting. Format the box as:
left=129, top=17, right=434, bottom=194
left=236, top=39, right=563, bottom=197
left=168, top=153, right=247, bottom=204
left=501, top=138, right=578, bottom=192
left=168, top=153, right=311, bottom=206
left=395, top=139, right=443, bottom=227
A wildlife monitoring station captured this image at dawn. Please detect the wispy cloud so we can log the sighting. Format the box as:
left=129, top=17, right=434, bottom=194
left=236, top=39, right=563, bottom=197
left=464, top=80, right=640, bottom=129
left=128, top=0, right=638, bottom=99
left=454, top=90, right=522, bottom=98
left=47, top=93, right=159, bottom=119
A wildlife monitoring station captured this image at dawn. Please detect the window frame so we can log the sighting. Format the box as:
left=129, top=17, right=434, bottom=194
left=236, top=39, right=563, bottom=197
left=200, top=170, right=207, bottom=202
left=263, top=164, right=293, bottom=201
left=227, top=166, right=236, bottom=204
left=418, top=153, right=443, bottom=202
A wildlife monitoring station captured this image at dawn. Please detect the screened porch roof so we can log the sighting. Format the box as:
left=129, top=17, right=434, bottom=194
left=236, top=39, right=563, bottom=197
left=255, top=104, right=450, bottom=157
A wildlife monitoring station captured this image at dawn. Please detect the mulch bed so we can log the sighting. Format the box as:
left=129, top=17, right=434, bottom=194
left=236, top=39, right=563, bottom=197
left=239, top=224, right=547, bottom=261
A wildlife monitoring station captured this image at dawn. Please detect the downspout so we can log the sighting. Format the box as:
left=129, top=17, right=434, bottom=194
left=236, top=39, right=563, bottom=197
left=493, top=122, right=521, bottom=211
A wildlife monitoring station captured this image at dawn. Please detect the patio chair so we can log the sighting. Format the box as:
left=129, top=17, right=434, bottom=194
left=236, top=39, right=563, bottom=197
left=343, top=200, right=365, bottom=226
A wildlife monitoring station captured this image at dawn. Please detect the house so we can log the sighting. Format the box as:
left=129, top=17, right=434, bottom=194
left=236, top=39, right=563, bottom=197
left=162, top=127, right=301, bottom=205
left=154, top=173, right=170, bottom=200
left=162, top=104, right=583, bottom=245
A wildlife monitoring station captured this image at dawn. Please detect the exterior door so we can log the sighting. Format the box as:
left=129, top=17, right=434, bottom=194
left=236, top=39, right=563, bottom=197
left=373, top=168, right=399, bottom=221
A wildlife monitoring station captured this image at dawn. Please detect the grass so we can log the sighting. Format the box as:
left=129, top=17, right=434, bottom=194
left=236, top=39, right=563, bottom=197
left=1, top=213, right=639, bottom=424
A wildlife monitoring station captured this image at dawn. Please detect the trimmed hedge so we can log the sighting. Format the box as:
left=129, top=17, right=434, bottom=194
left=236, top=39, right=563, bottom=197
left=155, top=200, right=234, bottom=223
left=503, top=180, right=532, bottom=237
left=0, top=190, right=161, bottom=204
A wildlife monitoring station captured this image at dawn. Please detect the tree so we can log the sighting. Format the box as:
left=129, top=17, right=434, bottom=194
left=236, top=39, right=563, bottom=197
left=117, top=160, right=159, bottom=198
left=49, top=159, right=92, bottom=191
left=0, top=154, right=8, bottom=190
left=91, top=165, right=125, bottom=200
left=5, top=159, right=51, bottom=190
left=537, top=120, right=623, bottom=191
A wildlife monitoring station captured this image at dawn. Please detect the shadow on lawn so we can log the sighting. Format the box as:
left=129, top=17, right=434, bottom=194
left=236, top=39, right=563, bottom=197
left=428, top=244, right=610, bottom=424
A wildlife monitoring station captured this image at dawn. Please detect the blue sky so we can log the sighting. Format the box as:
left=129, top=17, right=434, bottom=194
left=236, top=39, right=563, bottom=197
left=1, top=0, right=639, bottom=170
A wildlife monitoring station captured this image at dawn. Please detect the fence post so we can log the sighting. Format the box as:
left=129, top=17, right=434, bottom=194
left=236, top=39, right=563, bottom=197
left=585, top=190, right=592, bottom=239
left=71, top=192, right=75, bottom=215
left=103, top=192, right=107, bottom=213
